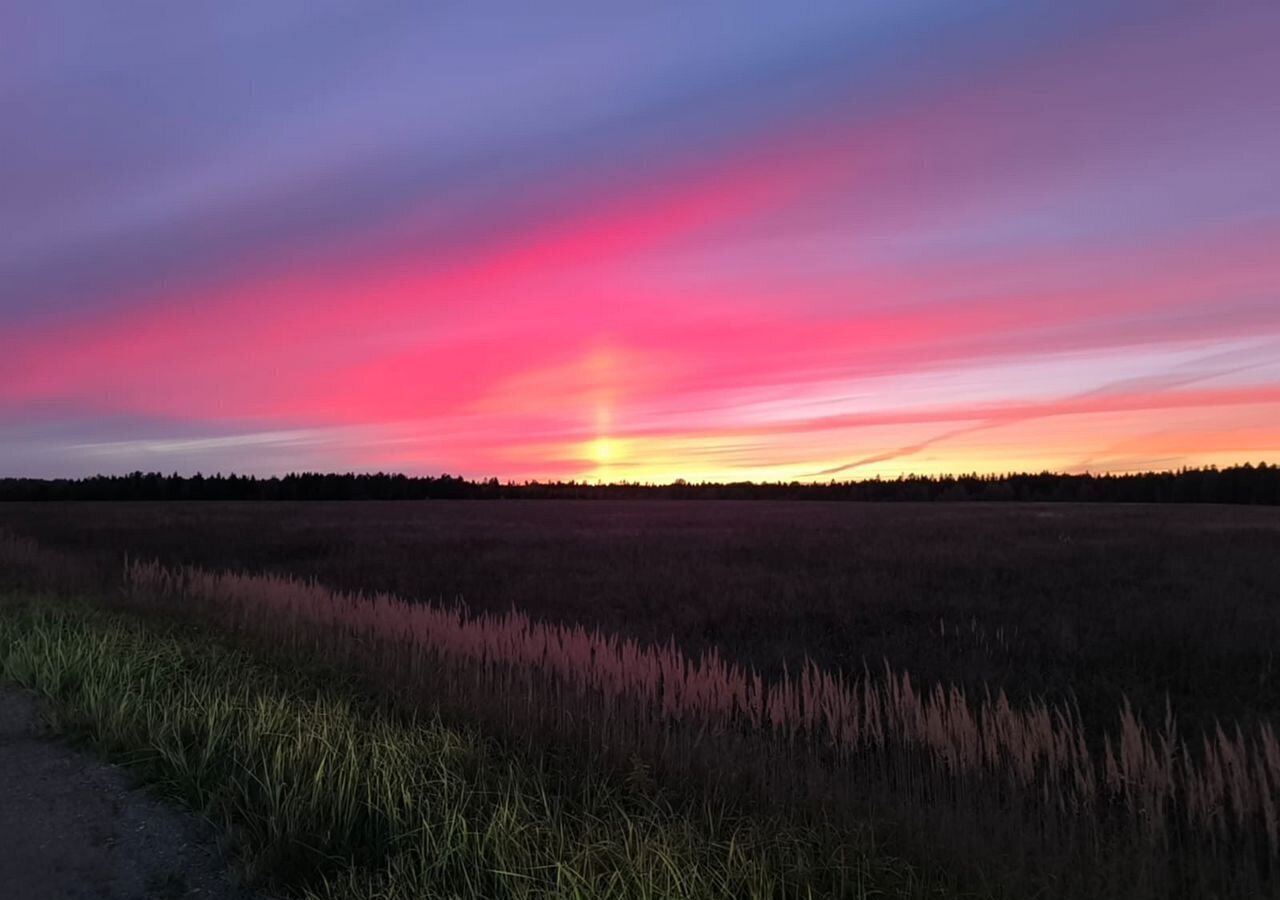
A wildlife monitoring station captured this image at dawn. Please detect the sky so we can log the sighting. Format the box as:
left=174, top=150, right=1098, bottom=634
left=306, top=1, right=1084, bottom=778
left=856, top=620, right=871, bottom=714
left=2, top=1, right=1278, bottom=482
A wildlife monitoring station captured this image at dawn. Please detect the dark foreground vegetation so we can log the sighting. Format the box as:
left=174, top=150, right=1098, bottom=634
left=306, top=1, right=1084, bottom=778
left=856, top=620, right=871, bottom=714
left=1, top=598, right=926, bottom=899
left=2, top=461, right=1278, bottom=503
left=2, top=499, right=1279, bottom=898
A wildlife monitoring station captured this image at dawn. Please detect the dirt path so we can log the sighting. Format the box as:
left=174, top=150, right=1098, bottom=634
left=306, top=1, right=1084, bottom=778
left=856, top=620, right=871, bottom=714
left=0, top=688, right=257, bottom=900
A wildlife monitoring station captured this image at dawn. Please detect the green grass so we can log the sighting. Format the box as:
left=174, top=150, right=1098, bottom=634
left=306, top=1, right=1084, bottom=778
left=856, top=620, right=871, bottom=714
left=0, top=595, right=951, bottom=900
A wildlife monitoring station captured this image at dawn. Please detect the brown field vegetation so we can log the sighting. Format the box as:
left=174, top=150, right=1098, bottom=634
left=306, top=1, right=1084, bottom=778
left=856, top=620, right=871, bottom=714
left=3, top=501, right=1279, bottom=897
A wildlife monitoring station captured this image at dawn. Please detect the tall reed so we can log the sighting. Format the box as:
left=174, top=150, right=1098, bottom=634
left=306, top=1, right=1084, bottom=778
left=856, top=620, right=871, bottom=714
left=116, top=557, right=1280, bottom=897
left=1, top=602, right=927, bottom=900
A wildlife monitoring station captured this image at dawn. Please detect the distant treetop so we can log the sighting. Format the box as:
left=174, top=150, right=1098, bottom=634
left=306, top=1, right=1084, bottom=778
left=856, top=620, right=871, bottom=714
left=1, top=464, right=1277, bottom=504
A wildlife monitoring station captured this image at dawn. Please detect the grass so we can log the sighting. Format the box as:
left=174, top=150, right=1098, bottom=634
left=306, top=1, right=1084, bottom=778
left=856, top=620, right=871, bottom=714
left=4, top=499, right=1277, bottom=734
left=107, top=556, right=1278, bottom=898
left=119, top=556, right=1280, bottom=851
left=3, top=507, right=1279, bottom=898
left=0, top=595, right=940, bottom=900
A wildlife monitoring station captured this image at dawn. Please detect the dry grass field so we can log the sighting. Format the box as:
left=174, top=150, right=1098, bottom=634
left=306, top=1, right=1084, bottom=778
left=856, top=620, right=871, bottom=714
left=3, top=500, right=1277, bottom=727
left=3, top=500, right=1279, bottom=898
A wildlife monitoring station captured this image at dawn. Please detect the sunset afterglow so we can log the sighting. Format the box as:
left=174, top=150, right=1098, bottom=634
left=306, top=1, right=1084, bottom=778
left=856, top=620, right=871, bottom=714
left=2, top=3, right=1278, bottom=480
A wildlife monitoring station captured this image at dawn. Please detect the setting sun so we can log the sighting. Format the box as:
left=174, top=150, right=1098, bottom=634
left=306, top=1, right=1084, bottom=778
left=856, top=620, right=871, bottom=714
left=589, top=437, right=617, bottom=467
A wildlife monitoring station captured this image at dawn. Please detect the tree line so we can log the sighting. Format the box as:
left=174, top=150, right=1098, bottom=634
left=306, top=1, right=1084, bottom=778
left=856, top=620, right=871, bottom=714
left=1, top=463, right=1277, bottom=503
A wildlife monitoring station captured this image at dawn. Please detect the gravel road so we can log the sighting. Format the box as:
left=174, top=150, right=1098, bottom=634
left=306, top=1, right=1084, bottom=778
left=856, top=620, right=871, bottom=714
left=0, top=688, right=257, bottom=900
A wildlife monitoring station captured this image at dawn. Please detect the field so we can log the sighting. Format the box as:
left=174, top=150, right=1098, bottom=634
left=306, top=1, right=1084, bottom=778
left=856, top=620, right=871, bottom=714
left=3, top=500, right=1280, bottom=898
left=5, top=500, right=1278, bottom=727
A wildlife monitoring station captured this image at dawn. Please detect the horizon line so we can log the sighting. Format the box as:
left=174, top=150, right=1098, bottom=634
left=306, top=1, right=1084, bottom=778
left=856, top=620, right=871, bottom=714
left=3, top=460, right=1276, bottom=488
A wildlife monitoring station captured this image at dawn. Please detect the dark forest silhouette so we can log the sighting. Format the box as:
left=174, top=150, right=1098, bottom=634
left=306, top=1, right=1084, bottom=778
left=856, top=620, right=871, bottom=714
left=1, top=463, right=1277, bottom=504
